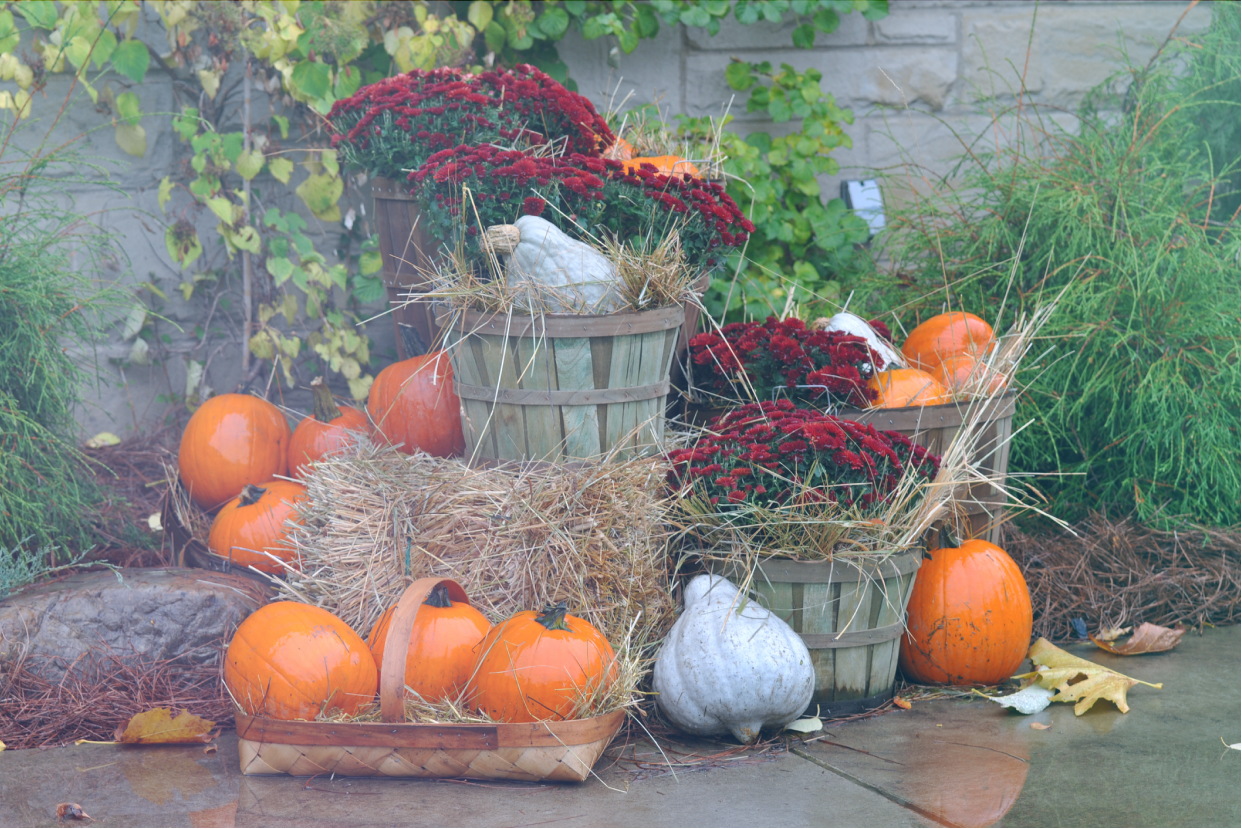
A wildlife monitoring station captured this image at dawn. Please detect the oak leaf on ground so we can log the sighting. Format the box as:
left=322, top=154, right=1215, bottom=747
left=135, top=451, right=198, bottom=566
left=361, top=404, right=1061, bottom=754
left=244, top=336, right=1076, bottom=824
left=1090, top=622, right=1185, bottom=655
left=114, top=707, right=216, bottom=744
left=1014, top=638, right=1162, bottom=715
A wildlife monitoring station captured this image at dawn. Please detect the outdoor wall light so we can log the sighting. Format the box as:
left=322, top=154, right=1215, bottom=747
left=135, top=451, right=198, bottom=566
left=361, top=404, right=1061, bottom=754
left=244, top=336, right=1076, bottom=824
left=841, top=179, right=886, bottom=238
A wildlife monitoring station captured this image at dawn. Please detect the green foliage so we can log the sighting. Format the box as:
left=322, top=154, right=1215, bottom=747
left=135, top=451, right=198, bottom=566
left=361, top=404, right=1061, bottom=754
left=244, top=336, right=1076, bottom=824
left=885, top=8, right=1241, bottom=527
left=0, top=538, right=95, bottom=601
left=681, top=61, right=875, bottom=322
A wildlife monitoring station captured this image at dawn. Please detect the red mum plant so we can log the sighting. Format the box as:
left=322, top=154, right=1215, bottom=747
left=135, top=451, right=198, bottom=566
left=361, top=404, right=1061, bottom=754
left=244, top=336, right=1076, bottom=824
left=689, top=317, right=880, bottom=408
left=328, top=65, right=613, bottom=179
left=668, top=401, right=940, bottom=511
left=409, top=147, right=754, bottom=269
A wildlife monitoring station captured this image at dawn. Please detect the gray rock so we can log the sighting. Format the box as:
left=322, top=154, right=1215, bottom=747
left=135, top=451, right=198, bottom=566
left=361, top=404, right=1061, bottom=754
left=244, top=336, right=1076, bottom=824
left=0, top=568, right=269, bottom=680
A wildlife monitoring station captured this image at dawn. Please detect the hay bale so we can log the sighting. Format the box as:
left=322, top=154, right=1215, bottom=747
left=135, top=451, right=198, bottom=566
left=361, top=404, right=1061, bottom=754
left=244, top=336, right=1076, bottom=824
left=273, top=443, right=677, bottom=649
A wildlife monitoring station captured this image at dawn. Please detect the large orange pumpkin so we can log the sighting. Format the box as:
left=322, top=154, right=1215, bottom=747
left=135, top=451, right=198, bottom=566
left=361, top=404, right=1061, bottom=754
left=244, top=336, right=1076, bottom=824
left=899, top=531, right=1033, bottom=685
left=367, top=351, right=464, bottom=457
left=868, top=368, right=950, bottom=408
left=179, top=393, right=290, bottom=509
left=602, top=136, right=634, bottom=161
left=207, top=480, right=306, bottom=574
left=467, top=602, right=616, bottom=723
left=289, top=377, right=369, bottom=478
left=624, top=155, right=700, bottom=177
left=901, top=312, right=994, bottom=372
left=367, top=584, right=492, bottom=703
left=224, top=602, right=378, bottom=720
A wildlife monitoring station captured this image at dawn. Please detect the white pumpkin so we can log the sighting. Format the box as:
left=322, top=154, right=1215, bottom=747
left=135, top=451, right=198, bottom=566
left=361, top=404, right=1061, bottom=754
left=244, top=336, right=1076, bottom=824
left=815, top=312, right=906, bottom=371
left=653, top=574, right=815, bottom=744
left=485, top=216, right=620, bottom=314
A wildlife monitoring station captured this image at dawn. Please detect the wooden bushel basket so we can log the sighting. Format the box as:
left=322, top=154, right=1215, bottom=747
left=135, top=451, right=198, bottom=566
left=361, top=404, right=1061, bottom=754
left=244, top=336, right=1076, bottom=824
left=236, top=577, right=627, bottom=782
left=711, top=549, right=921, bottom=716
left=372, top=177, right=440, bottom=356
left=436, top=305, right=684, bottom=463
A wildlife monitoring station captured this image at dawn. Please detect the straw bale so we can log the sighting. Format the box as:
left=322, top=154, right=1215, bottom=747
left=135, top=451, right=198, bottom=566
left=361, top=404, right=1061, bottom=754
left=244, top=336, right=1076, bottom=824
left=272, top=443, right=677, bottom=649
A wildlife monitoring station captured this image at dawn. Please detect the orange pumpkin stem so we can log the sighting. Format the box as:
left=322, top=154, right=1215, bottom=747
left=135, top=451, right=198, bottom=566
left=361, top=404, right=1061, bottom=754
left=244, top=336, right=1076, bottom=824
left=424, top=583, right=453, bottom=609
left=238, top=484, right=267, bottom=507
left=310, top=377, right=343, bottom=423
left=535, top=601, right=572, bottom=632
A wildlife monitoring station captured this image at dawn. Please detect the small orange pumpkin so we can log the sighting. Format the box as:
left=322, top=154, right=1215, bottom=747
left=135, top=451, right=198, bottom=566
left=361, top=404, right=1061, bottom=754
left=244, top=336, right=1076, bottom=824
left=289, top=377, right=369, bottom=478
left=935, top=353, right=1007, bottom=397
left=901, top=312, right=994, bottom=372
left=602, top=136, right=635, bottom=161
left=467, top=602, right=616, bottom=723
left=624, top=155, right=700, bottom=177
left=178, top=393, right=290, bottom=509
left=207, top=480, right=307, bottom=574
left=367, top=583, right=492, bottom=704
left=899, top=529, right=1033, bottom=685
left=368, top=351, right=464, bottom=457
left=224, top=602, right=378, bottom=720
left=868, top=368, right=950, bottom=408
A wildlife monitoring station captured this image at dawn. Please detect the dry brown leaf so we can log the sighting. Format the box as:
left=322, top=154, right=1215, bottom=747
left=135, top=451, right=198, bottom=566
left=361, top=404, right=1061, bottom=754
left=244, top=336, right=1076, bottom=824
left=1015, top=638, right=1162, bottom=715
left=893, top=696, right=912, bottom=710
left=1030, top=722, right=1052, bottom=730
left=203, top=743, right=218, bottom=755
left=1093, top=626, right=1132, bottom=642
left=114, top=708, right=216, bottom=744
left=55, top=803, right=91, bottom=820
left=1090, top=622, right=1185, bottom=655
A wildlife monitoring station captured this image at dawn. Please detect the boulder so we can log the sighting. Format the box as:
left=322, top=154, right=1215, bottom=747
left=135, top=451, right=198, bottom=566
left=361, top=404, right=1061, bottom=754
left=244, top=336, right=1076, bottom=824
left=0, top=567, right=268, bottom=680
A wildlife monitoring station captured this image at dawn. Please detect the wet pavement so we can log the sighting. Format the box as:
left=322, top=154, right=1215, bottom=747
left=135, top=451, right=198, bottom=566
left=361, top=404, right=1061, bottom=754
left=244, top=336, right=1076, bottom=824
left=2, top=625, right=1238, bottom=827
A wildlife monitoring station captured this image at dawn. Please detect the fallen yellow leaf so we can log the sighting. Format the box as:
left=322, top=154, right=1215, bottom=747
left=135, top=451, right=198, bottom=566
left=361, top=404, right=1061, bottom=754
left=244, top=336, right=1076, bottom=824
left=84, top=431, right=121, bottom=449
left=893, top=696, right=912, bottom=710
left=1090, top=622, right=1185, bottom=655
left=1016, top=638, right=1162, bottom=715
left=114, top=708, right=216, bottom=744
left=1030, top=722, right=1052, bottom=730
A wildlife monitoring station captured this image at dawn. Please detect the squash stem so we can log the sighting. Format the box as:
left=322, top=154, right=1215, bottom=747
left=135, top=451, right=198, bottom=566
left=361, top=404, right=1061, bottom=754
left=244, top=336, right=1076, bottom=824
left=424, top=583, right=453, bottom=608
left=310, top=376, right=343, bottom=423
left=535, top=601, right=572, bottom=632
left=238, top=484, right=267, bottom=507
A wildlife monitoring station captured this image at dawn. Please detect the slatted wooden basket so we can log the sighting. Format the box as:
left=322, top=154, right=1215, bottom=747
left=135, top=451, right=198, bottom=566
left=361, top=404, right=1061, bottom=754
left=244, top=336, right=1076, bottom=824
left=436, top=305, right=683, bottom=463
left=236, top=577, right=627, bottom=782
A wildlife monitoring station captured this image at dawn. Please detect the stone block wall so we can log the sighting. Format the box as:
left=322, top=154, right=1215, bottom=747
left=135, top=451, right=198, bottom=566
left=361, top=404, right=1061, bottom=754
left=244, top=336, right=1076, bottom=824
left=26, top=1, right=1208, bottom=437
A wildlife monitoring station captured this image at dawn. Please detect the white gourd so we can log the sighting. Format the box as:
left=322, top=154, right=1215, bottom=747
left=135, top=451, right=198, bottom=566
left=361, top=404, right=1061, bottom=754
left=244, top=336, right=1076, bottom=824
left=653, top=574, right=815, bottom=744
left=817, top=312, right=906, bottom=371
left=485, top=216, right=620, bottom=314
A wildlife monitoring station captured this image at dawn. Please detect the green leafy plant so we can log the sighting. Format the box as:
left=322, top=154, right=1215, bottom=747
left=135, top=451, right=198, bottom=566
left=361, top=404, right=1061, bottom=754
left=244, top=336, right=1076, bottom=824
left=882, top=6, right=1241, bottom=527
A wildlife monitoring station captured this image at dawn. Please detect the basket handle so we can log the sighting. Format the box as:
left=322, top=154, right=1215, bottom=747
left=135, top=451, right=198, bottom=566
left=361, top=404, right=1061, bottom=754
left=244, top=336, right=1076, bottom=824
left=379, top=577, right=472, bottom=723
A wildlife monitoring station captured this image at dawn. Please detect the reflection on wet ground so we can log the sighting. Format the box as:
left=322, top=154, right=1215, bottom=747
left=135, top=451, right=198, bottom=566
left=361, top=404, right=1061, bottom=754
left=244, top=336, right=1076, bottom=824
left=1, top=625, right=1237, bottom=827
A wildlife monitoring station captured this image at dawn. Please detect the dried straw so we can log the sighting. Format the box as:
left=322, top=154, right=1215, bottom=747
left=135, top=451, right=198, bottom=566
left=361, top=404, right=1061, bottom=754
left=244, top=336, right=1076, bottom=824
left=1003, top=513, right=1240, bottom=641
left=271, top=443, right=677, bottom=656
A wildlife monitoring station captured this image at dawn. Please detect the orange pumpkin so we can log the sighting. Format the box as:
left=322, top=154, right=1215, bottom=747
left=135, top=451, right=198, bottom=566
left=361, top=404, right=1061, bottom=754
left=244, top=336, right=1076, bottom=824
left=602, top=136, right=634, bottom=161
left=367, top=351, right=464, bottom=457
left=901, top=312, right=994, bottom=372
left=935, top=353, right=1007, bottom=397
left=207, top=480, right=306, bottom=574
left=868, top=368, right=950, bottom=408
left=367, top=584, right=492, bottom=703
left=467, top=602, right=616, bottom=723
left=899, top=530, right=1033, bottom=685
left=178, top=393, right=290, bottom=510
left=289, top=377, right=369, bottom=478
left=224, top=601, right=378, bottom=720
left=624, top=155, right=700, bottom=177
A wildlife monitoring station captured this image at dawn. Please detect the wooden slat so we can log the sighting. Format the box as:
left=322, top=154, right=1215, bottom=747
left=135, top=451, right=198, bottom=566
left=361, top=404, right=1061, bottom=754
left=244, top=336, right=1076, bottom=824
left=590, top=336, right=614, bottom=451
left=808, top=582, right=839, bottom=702
left=515, top=329, right=561, bottom=461
left=749, top=553, right=921, bottom=584
left=477, top=333, right=525, bottom=461
left=605, top=333, right=638, bottom=456
left=831, top=571, right=874, bottom=700
left=800, top=620, right=905, bottom=648
left=554, top=337, right=602, bottom=460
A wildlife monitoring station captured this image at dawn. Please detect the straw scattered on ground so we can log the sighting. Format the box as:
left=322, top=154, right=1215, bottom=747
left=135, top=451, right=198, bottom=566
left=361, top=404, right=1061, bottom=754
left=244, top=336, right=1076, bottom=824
left=0, top=642, right=232, bottom=749
left=1003, top=513, right=1241, bottom=642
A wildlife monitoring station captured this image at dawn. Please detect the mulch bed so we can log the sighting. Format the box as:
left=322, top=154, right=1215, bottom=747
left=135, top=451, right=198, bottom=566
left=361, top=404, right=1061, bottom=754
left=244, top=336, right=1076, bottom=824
left=1003, top=513, right=1241, bottom=641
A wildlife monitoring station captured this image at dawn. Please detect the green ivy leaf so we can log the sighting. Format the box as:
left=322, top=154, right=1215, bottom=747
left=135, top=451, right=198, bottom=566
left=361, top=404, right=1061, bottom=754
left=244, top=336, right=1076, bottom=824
left=158, top=176, right=173, bottom=212
left=768, top=95, right=793, bottom=123
left=248, top=332, right=275, bottom=360
left=634, top=4, right=660, bottom=38
left=221, top=133, right=244, bottom=164
left=334, top=64, right=362, bottom=99
left=110, top=38, right=149, bottom=83
left=115, top=91, right=142, bottom=126
left=267, top=256, right=294, bottom=285
left=290, top=59, right=331, bottom=99
left=115, top=122, right=146, bottom=156
left=792, top=23, right=816, bottom=49
left=359, top=249, right=382, bottom=276
left=484, top=21, right=506, bottom=54
left=813, top=8, right=841, bottom=34
left=862, top=0, right=890, bottom=23
left=679, top=6, right=711, bottom=27
left=725, top=62, right=754, bottom=91
left=268, top=156, right=294, bottom=184
left=165, top=225, right=202, bottom=269
left=352, top=273, right=385, bottom=304
left=92, top=30, right=118, bottom=68
left=537, top=6, right=569, bottom=39
left=734, top=1, right=761, bottom=25
left=235, top=149, right=264, bottom=181
left=206, top=196, right=234, bottom=224
left=295, top=173, right=344, bottom=221
left=271, top=114, right=289, bottom=139
left=174, top=108, right=200, bottom=141
left=16, top=1, right=57, bottom=30
left=0, top=11, right=19, bottom=54
left=467, top=0, right=493, bottom=31
left=290, top=266, right=309, bottom=291
left=65, top=36, right=94, bottom=70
